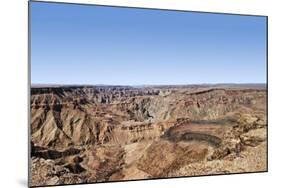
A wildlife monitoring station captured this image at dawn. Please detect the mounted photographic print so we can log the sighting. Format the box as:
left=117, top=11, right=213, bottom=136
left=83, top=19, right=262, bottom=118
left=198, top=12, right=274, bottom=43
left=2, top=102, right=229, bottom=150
left=29, top=1, right=268, bottom=187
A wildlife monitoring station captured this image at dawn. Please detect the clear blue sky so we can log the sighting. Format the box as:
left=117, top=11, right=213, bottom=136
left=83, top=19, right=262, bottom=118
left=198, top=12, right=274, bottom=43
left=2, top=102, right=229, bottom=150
left=30, top=2, right=267, bottom=85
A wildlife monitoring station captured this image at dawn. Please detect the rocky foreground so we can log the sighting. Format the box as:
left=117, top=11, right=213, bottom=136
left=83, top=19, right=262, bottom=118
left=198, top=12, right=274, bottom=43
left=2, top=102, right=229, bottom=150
left=30, top=85, right=267, bottom=186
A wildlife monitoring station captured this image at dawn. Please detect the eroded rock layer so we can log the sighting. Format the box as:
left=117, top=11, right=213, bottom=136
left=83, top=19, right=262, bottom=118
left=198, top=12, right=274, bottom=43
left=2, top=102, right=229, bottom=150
left=30, top=85, right=267, bottom=186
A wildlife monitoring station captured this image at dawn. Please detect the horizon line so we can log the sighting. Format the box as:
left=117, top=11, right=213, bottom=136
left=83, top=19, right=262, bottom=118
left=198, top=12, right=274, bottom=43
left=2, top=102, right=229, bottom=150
left=31, top=82, right=267, bottom=87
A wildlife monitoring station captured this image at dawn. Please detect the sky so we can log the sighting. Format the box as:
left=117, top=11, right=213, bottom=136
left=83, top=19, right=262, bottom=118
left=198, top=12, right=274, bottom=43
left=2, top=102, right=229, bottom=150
left=30, top=2, right=267, bottom=85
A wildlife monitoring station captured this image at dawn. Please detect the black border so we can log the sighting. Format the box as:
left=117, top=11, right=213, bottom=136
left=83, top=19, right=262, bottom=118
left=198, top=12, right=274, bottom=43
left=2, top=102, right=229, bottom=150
left=28, top=1, right=31, bottom=187
left=28, top=1, right=268, bottom=187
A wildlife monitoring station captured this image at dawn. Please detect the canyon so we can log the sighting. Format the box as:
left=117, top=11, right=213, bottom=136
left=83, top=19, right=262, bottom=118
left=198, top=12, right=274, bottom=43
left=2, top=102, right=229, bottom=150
left=30, top=84, right=267, bottom=187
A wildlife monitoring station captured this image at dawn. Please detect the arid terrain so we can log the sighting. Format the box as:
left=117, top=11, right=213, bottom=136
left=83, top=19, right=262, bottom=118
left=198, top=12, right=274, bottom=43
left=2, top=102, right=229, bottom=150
left=30, top=84, right=267, bottom=187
